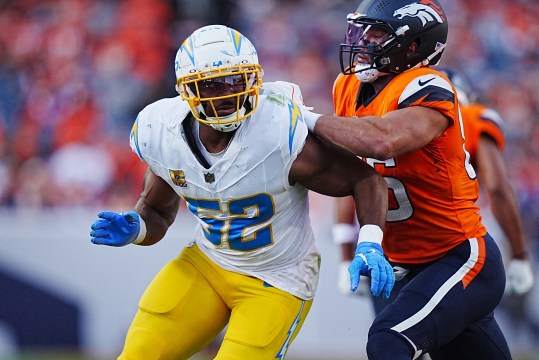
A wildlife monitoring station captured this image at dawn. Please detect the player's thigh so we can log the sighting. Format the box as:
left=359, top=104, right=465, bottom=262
left=371, top=236, right=506, bottom=352
left=216, top=279, right=313, bottom=360
left=429, top=315, right=511, bottom=360
left=119, top=253, right=230, bottom=360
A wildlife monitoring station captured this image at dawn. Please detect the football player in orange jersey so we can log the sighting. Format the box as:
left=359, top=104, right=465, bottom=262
left=332, top=67, right=535, bottom=299
left=438, top=67, right=534, bottom=296
left=330, top=66, right=535, bottom=358
left=303, top=0, right=512, bottom=359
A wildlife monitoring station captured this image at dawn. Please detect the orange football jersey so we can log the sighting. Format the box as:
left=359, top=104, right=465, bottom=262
left=461, top=103, right=505, bottom=167
left=333, top=67, right=486, bottom=263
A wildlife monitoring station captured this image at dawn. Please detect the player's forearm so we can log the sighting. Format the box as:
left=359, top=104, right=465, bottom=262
left=353, top=171, right=388, bottom=229
left=134, top=197, right=179, bottom=246
left=314, top=115, right=392, bottom=159
left=340, top=243, right=355, bottom=261
left=489, top=186, right=527, bottom=259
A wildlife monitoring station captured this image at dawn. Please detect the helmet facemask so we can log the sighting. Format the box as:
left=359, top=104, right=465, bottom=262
left=177, top=64, right=262, bottom=132
left=340, top=17, right=400, bottom=82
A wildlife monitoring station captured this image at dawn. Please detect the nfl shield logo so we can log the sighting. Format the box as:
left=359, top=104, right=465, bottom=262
left=204, top=173, right=215, bottom=183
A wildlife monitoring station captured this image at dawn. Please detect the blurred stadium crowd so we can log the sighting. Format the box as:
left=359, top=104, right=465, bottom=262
left=0, top=0, right=538, bottom=248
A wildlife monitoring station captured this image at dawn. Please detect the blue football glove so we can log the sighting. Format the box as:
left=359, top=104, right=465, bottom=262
left=348, top=242, right=395, bottom=298
left=90, top=211, right=141, bottom=247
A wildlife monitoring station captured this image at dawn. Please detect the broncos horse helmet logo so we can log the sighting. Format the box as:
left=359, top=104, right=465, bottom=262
left=394, top=0, right=445, bottom=26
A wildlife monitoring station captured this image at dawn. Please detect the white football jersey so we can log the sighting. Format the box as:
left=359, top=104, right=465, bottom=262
left=261, top=81, right=306, bottom=106
left=130, top=94, right=321, bottom=300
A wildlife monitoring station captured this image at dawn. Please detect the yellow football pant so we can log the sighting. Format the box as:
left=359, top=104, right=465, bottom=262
left=118, top=244, right=313, bottom=360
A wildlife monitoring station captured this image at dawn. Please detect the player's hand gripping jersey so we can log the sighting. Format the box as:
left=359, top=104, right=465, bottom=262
left=130, top=94, right=320, bottom=300
left=333, top=67, right=486, bottom=263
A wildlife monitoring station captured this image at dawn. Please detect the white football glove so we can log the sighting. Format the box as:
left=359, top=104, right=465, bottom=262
left=338, top=261, right=370, bottom=296
left=505, top=259, right=534, bottom=296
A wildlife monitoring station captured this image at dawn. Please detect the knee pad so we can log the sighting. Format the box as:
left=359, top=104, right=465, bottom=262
left=367, top=330, right=417, bottom=360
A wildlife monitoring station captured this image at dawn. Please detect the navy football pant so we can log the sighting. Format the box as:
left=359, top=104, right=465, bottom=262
left=367, top=234, right=511, bottom=360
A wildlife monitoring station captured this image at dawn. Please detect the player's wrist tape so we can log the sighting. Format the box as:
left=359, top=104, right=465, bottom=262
left=303, top=111, right=322, bottom=132
left=332, top=223, right=359, bottom=245
left=132, top=216, right=147, bottom=245
left=357, top=224, right=383, bottom=246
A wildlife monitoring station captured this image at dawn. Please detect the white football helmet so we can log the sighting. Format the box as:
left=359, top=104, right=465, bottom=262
left=175, top=25, right=264, bottom=132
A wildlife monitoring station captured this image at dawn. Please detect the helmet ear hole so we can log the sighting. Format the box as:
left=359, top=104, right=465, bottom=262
left=406, top=41, right=419, bottom=58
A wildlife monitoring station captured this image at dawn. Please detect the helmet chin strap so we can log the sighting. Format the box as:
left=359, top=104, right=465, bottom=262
left=200, top=93, right=250, bottom=132
left=204, top=91, right=254, bottom=132
left=354, top=63, right=388, bottom=83
left=206, top=107, right=246, bottom=132
left=420, top=43, right=447, bottom=66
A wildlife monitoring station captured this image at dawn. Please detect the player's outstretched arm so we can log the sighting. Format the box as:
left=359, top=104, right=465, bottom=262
left=290, top=133, right=394, bottom=298
left=305, top=106, right=449, bottom=160
left=90, top=168, right=181, bottom=247
left=476, top=135, right=534, bottom=295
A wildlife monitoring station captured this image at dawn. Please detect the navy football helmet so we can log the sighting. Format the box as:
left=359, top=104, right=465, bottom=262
left=436, top=67, right=476, bottom=106
left=340, top=0, right=448, bottom=82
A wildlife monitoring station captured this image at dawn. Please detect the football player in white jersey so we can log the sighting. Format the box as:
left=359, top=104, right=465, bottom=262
left=89, top=24, right=394, bottom=360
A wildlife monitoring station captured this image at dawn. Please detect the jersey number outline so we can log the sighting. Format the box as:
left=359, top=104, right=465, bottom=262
left=185, top=193, right=275, bottom=251
left=385, top=177, right=413, bottom=222
left=365, top=158, right=414, bottom=222
left=366, top=112, right=475, bottom=222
